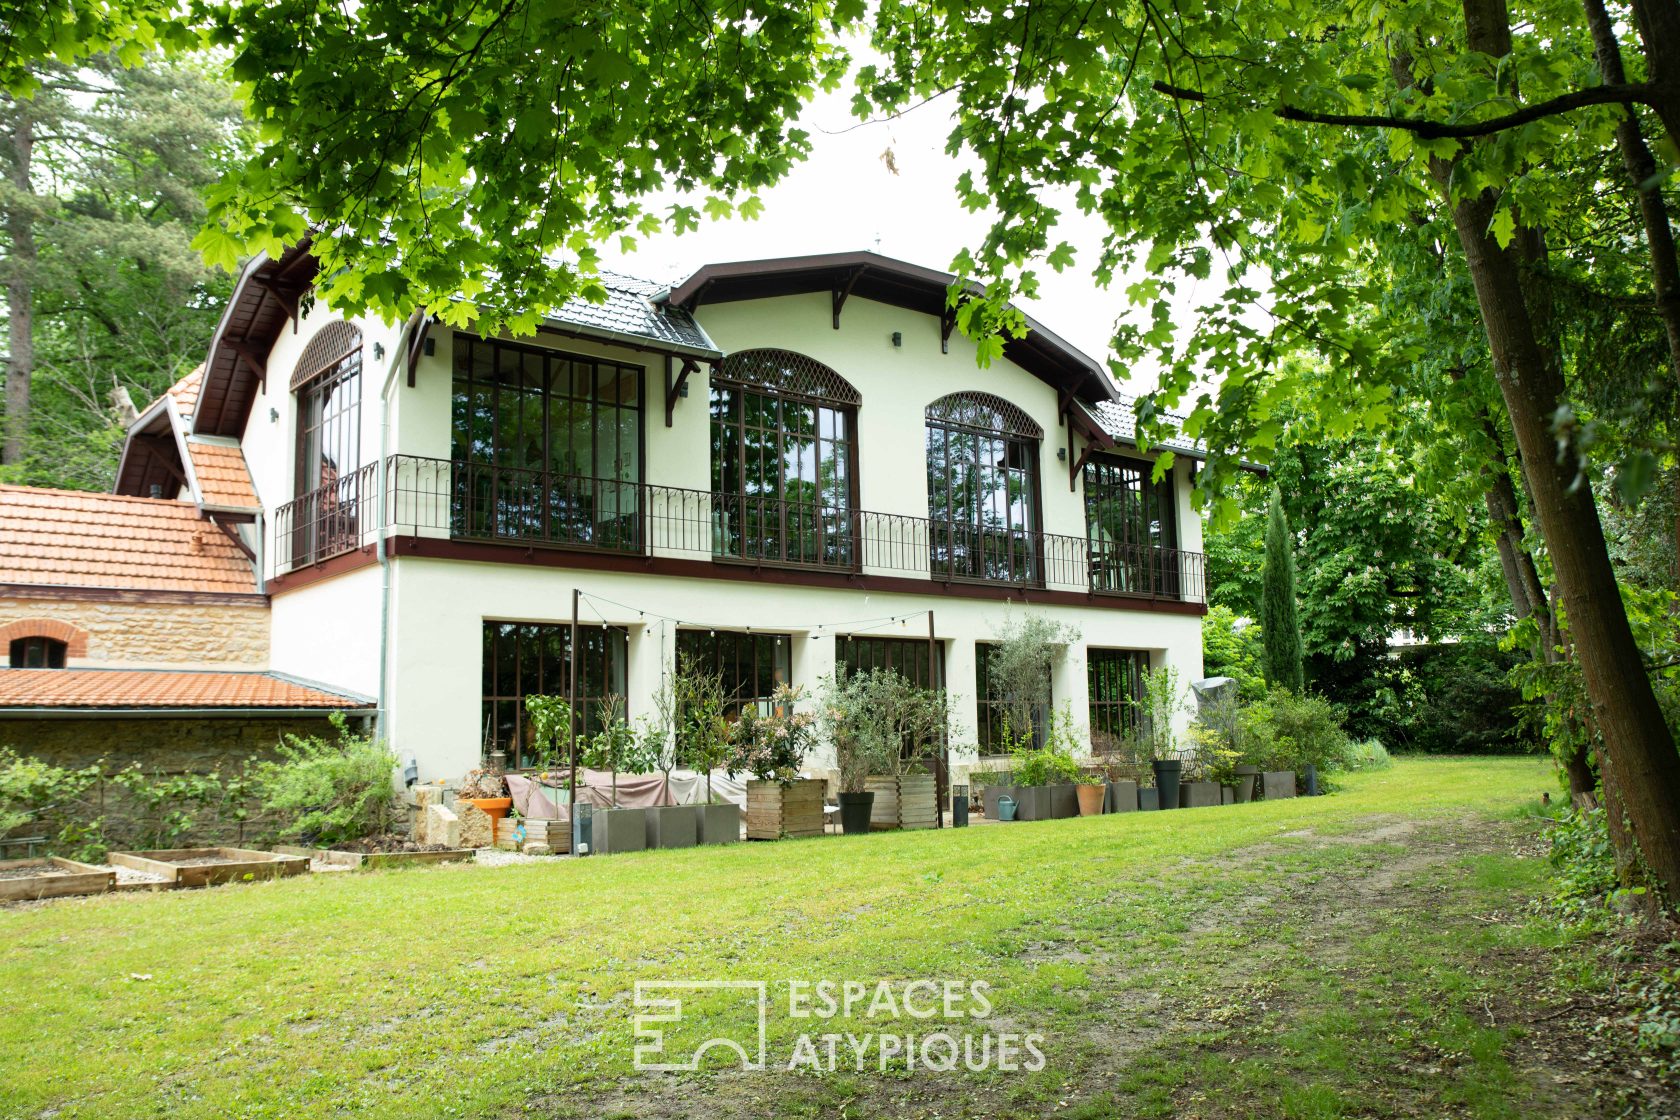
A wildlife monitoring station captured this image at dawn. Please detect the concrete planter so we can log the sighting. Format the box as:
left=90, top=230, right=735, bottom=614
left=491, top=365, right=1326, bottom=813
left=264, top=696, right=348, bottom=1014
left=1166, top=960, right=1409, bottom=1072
left=1014, top=786, right=1052, bottom=821
left=983, top=784, right=1019, bottom=821
left=1180, top=780, right=1222, bottom=808
left=1262, top=771, right=1298, bottom=800
left=1151, top=759, right=1183, bottom=811
left=1106, top=780, right=1139, bottom=813
left=1233, top=765, right=1260, bottom=803
left=646, top=805, right=702, bottom=850
left=595, top=808, right=648, bottom=854
left=1221, top=786, right=1235, bottom=805
left=1048, top=783, right=1078, bottom=819
left=1137, top=787, right=1160, bottom=811
left=701, top=802, right=740, bottom=844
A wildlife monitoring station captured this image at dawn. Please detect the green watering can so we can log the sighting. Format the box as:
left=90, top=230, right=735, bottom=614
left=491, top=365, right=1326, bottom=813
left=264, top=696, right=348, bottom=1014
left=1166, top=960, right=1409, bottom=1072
left=997, top=795, right=1018, bottom=822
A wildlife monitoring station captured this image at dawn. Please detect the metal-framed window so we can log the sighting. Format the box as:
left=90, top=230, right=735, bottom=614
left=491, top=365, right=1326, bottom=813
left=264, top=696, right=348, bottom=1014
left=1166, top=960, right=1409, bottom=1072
left=926, top=392, right=1042, bottom=584
left=1087, top=647, right=1150, bottom=742
left=8, top=637, right=66, bottom=669
left=1083, top=454, right=1179, bottom=596
left=481, top=621, right=628, bottom=770
left=675, top=629, right=792, bottom=717
left=974, top=641, right=1051, bottom=755
left=710, top=349, right=859, bottom=568
left=834, top=635, right=944, bottom=692
left=451, top=334, right=643, bottom=548
left=292, top=338, right=365, bottom=565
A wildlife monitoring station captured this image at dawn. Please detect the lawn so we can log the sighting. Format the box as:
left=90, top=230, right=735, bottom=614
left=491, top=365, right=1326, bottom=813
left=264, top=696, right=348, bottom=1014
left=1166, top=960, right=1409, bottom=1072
left=0, top=757, right=1645, bottom=1118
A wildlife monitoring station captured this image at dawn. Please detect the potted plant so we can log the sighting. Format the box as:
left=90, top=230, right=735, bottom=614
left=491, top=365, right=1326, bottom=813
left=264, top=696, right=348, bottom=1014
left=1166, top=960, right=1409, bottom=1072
left=1138, top=665, right=1188, bottom=810
left=821, top=670, right=896, bottom=835
left=665, top=663, right=740, bottom=843
left=1074, top=772, right=1105, bottom=816
left=1091, top=728, right=1141, bottom=814
left=732, top=685, right=822, bottom=839
left=457, top=768, right=511, bottom=823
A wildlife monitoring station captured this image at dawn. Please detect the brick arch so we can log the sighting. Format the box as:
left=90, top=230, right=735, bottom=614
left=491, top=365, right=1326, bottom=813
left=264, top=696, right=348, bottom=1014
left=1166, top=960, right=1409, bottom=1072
left=0, top=618, right=89, bottom=659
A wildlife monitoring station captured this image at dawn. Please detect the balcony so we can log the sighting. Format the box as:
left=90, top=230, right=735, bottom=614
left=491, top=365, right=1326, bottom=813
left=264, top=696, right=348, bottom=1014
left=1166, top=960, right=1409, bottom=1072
left=273, top=455, right=1205, bottom=605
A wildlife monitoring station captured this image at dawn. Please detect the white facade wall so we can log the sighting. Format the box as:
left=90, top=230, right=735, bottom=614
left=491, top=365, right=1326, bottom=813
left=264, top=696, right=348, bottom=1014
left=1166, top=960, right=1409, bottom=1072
left=250, top=285, right=1207, bottom=781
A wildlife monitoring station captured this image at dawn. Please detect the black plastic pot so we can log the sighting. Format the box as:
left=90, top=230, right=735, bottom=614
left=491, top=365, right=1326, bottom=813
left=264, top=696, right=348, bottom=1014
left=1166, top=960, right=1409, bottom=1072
left=1151, top=759, right=1183, bottom=811
left=838, top=791, right=876, bottom=835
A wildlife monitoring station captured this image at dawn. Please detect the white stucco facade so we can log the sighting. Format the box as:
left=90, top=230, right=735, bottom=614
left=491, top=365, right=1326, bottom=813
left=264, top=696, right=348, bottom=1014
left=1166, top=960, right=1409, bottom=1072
left=242, top=256, right=1208, bottom=782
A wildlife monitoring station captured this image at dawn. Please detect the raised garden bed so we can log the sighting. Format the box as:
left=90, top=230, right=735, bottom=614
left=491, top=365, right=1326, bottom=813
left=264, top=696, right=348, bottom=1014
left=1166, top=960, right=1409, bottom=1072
left=0, top=857, right=114, bottom=902
left=108, top=848, right=308, bottom=888
left=274, top=840, right=474, bottom=871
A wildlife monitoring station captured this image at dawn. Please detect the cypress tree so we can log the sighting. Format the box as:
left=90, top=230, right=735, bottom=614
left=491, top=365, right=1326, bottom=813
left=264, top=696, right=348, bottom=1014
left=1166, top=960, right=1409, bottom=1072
left=1260, top=486, right=1305, bottom=693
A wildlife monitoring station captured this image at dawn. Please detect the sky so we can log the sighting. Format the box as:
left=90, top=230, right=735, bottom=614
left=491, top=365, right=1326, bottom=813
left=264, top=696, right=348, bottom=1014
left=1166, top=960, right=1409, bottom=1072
left=593, top=84, right=1190, bottom=398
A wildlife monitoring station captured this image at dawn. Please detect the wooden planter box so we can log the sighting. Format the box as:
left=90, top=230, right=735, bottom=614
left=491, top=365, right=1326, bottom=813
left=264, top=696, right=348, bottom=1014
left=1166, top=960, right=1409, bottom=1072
left=864, top=774, right=940, bottom=830
left=275, top=846, right=474, bottom=871
left=108, top=848, right=307, bottom=888
left=865, top=775, right=900, bottom=830
left=0, top=857, right=114, bottom=902
left=746, top=778, right=824, bottom=840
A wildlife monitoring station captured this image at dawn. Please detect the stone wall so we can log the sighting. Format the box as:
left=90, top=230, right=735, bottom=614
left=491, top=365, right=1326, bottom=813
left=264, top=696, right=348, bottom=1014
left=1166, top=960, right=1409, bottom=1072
left=0, top=594, right=270, bottom=669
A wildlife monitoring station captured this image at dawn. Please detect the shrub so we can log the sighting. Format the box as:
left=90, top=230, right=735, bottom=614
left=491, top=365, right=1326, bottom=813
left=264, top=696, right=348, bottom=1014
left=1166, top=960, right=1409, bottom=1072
left=0, top=748, right=102, bottom=857
left=1239, top=686, right=1353, bottom=775
left=820, top=669, right=919, bottom=794
left=256, top=714, right=399, bottom=845
left=1342, top=738, right=1394, bottom=771
left=1010, top=707, right=1082, bottom=787
left=730, top=684, right=816, bottom=784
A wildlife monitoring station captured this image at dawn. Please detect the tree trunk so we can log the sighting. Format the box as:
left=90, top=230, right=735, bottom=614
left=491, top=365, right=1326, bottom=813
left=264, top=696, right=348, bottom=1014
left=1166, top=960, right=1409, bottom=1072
left=3, top=99, right=33, bottom=466
left=1430, top=0, right=1680, bottom=910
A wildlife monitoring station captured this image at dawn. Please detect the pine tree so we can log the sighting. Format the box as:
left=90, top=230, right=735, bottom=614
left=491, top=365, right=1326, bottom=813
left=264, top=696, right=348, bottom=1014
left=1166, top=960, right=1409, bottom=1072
left=1260, top=486, right=1305, bottom=693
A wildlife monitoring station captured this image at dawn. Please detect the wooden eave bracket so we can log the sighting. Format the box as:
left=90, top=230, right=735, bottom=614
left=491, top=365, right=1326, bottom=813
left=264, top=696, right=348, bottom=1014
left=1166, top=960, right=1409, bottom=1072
left=226, top=336, right=269, bottom=392
left=665, top=356, right=700, bottom=427
left=406, top=313, right=433, bottom=388
left=941, top=305, right=958, bottom=354
left=832, top=268, right=863, bottom=329
left=208, top=514, right=257, bottom=562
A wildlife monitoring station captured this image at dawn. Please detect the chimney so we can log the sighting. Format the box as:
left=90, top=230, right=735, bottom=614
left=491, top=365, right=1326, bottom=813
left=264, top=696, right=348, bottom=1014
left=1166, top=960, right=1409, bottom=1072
left=149, top=484, right=163, bottom=499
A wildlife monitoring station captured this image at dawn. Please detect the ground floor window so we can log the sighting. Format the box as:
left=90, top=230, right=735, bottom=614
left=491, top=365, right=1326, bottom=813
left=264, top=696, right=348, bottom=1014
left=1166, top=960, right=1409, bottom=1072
left=1088, top=647, right=1149, bottom=744
left=974, top=641, right=1051, bottom=754
left=8, top=636, right=66, bottom=668
left=834, top=634, right=944, bottom=692
left=674, top=629, right=791, bottom=717
left=481, top=621, right=628, bottom=769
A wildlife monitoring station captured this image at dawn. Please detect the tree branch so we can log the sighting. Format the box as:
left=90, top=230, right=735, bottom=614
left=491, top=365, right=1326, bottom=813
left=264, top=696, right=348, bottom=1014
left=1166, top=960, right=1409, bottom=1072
left=1151, top=79, right=1656, bottom=139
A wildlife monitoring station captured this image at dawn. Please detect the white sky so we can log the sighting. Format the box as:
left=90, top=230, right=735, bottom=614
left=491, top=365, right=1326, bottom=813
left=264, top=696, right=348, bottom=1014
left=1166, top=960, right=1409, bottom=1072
left=594, top=86, right=1178, bottom=397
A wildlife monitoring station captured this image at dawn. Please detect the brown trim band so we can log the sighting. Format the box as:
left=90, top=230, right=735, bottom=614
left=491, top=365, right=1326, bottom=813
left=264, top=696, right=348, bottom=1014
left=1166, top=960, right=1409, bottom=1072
left=264, top=545, right=380, bottom=595
left=0, top=583, right=268, bottom=607
left=381, top=535, right=1208, bottom=616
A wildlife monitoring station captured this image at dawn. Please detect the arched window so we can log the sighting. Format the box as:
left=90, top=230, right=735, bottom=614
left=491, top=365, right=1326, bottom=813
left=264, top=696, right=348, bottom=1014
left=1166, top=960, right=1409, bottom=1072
left=9, top=637, right=67, bottom=669
left=925, top=392, right=1042, bottom=584
left=290, top=321, right=364, bottom=564
left=710, top=349, right=860, bottom=569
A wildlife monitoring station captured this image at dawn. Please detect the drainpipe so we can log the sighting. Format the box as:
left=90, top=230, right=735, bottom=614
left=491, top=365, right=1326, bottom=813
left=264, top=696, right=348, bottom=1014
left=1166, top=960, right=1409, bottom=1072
left=375, top=317, right=417, bottom=745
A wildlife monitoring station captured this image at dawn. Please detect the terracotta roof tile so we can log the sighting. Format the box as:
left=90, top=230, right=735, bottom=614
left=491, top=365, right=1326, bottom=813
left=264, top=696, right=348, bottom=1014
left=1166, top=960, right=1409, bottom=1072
left=165, top=367, right=202, bottom=419
left=0, top=669, right=371, bottom=709
left=0, top=485, right=257, bottom=594
left=185, top=441, right=260, bottom=510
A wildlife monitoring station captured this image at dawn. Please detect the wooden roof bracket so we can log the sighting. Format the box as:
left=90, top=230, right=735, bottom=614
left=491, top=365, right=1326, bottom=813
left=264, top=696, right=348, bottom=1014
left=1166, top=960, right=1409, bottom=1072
left=406, top=312, right=433, bottom=388
left=941, top=305, right=958, bottom=354
left=208, top=514, right=257, bottom=562
left=665, top=355, right=699, bottom=427
left=227, top=336, right=269, bottom=393
left=832, top=267, right=863, bottom=329
left=1069, top=425, right=1096, bottom=491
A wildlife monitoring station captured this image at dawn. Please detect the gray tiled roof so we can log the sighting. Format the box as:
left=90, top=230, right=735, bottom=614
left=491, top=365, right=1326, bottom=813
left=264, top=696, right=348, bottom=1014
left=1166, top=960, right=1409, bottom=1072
left=551, top=271, right=719, bottom=356
left=1090, top=399, right=1207, bottom=458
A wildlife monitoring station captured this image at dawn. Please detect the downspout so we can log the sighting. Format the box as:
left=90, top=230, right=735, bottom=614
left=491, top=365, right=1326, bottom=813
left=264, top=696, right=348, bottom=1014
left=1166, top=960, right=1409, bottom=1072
left=375, top=317, right=418, bottom=745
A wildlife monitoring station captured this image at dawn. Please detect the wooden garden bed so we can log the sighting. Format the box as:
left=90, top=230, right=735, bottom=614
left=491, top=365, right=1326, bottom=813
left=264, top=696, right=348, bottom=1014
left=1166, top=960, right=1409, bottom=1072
left=0, top=857, right=114, bottom=902
left=275, top=846, right=475, bottom=870
left=108, top=848, right=308, bottom=888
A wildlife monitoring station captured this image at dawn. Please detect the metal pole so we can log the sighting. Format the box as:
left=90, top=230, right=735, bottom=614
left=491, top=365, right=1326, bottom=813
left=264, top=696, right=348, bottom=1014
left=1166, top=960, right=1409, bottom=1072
left=928, top=609, right=944, bottom=829
left=569, top=587, right=581, bottom=854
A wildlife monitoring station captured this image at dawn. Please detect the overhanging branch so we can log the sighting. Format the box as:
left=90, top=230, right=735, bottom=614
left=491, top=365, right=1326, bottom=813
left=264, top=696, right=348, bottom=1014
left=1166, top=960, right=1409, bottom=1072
left=1151, top=79, right=1655, bottom=140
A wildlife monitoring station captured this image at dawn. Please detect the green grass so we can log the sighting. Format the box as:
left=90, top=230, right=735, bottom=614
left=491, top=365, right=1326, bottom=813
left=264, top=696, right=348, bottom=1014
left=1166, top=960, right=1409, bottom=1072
left=0, top=757, right=1591, bottom=1118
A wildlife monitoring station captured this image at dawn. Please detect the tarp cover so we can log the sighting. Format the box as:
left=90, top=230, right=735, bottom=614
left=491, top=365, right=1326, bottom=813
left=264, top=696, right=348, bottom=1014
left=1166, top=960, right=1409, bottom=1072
left=505, top=770, right=749, bottom=822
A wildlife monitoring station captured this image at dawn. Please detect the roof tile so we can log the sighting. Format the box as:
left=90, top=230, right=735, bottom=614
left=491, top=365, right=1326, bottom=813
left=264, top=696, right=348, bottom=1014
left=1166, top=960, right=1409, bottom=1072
left=0, top=485, right=257, bottom=594
left=552, top=273, right=719, bottom=354
left=0, top=669, right=371, bottom=710
left=185, top=441, right=261, bottom=510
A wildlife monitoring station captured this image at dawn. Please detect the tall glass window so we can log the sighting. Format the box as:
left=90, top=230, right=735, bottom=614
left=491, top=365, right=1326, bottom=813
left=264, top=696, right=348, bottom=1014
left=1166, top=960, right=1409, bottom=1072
left=675, top=629, right=792, bottom=718
left=451, top=334, right=642, bottom=549
left=925, top=393, right=1042, bottom=584
left=1083, top=455, right=1179, bottom=596
left=710, top=348, right=859, bottom=569
left=292, top=323, right=365, bottom=565
left=481, top=621, right=628, bottom=769
left=1087, top=647, right=1149, bottom=742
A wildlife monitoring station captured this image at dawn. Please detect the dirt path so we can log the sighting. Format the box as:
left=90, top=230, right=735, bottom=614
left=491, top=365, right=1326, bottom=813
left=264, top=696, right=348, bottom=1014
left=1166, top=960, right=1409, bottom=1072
left=532, top=815, right=1676, bottom=1120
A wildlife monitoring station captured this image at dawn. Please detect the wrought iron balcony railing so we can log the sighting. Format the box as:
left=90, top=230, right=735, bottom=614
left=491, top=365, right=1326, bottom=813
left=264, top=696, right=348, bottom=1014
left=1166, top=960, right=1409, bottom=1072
left=272, top=455, right=1205, bottom=604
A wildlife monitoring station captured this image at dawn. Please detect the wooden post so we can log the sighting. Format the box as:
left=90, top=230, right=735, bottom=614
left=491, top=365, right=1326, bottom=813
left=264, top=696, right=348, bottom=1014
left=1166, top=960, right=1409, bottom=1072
left=569, top=587, right=581, bottom=854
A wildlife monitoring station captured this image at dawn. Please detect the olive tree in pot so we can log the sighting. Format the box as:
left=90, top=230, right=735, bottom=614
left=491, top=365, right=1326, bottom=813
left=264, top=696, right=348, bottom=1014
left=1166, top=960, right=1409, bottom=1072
left=819, top=670, right=898, bottom=835
left=1138, top=665, right=1189, bottom=810
left=666, top=664, right=739, bottom=843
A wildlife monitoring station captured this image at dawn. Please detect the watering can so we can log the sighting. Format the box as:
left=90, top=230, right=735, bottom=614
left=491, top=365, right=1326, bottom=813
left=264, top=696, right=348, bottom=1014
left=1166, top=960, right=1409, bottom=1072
left=997, top=795, right=1018, bottom=822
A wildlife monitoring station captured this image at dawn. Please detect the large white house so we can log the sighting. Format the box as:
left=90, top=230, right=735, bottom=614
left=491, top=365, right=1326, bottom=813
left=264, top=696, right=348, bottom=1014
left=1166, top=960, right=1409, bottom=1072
left=108, top=244, right=1206, bottom=785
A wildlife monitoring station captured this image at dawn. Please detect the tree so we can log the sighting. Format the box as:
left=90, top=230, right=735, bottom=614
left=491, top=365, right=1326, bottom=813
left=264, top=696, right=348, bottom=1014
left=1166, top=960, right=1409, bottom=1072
left=1, top=54, right=249, bottom=484
left=857, top=0, right=1680, bottom=912
left=1260, top=487, right=1305, bottom=693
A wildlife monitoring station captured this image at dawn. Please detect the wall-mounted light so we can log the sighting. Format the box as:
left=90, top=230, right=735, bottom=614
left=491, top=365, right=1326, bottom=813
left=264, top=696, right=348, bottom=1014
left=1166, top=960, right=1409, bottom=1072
left=372, top=342, right=386, bottom=361
left=890, top=331, right=903, bottom=348
left=1056, top=447, right=1068, bottom=462
left=269, top=407, right=279, bottom=423
left=678, top=380, right=690, bottom=398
